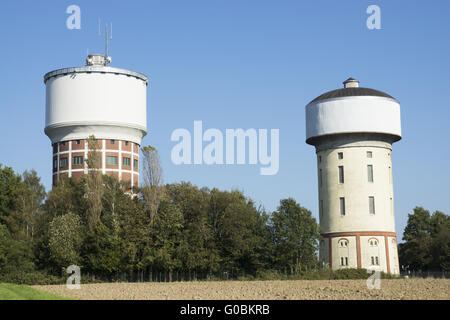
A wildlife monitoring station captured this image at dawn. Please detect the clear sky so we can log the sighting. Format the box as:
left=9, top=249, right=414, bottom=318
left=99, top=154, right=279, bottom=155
left=0, top=0, right=449, bottom=241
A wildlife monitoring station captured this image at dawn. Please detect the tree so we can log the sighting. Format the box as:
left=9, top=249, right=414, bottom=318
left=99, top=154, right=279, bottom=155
left=399, top=207, right=433, bottom=271
left=48, top=212, right=84, bottom=272
left=429, top=211, right=450, bottom=271
left=271, top=198, right=320, bottom=273
left=208, top=190, right=268, bottom=275
left=102, top=175, right=126, bottom=234
left=145, top=199, right=184, bottom=274
left=165, top=183, right=220, bottom=275
left=18, top=170, right=46, bottom=240
left=0, top=164, right=23, bottom=237
left=0, top=223, right=35, bottom=278
left=82, top=222, right=123, bottom=277
left=102, top=175, right=151, bottom=273
left=44, top=175, right=83, bottom=218
left=141, top=146, right=165, bottom=224
left=85, top=135, right=104, bottom=231
left=399, top=207, right=449, bottom=271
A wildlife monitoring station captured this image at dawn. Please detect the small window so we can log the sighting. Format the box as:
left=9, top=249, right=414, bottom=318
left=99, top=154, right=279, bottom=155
left=76, top=140, right=81, bottom=145
left=60, top=157, right=68, bottom=167
left=369, top=196, right=375, bottom=214
left=340, top=197, right=345, bottom=215
left=338, top=152, right=343, bottom=159
left=390, top=197, right=393, bottom=215
left=53, top=159, right=58, bottom=169
left=367, top=151, right=372, bottom=158
left=134, top=159, right=138, bottom=169
left=318, top=155, right=322, bottom=163
left=125, top=141, right=129, bottom=146
left=107, top=156, right=118, bottom=165
left=110, top=140, right=115, bottom=145
left=369, top=239, right=378, bottom=247
left=62, top=142, right=66, bottom=146
left=371, top=256, right=379, bottom=266
left=367, top=165, right=373, bottom=182
left=338, top=166, right=344, bottom=183
left=123, top=157, right=131, bottom=167
left=340, top=257, right=348, bottom=266
left=73, top=156, right=83, bottom=166
left=319, top=169, right=323, bottom=187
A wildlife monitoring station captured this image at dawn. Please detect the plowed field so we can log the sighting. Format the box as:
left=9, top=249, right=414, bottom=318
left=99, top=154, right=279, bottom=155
left=33, top=279, right=449, bottom=300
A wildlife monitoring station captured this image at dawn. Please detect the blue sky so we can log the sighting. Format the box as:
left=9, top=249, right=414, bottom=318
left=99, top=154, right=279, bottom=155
left=0, top=0, right=449, bottom=241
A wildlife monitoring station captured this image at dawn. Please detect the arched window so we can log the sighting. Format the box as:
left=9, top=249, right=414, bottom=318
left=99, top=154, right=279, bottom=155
left=338, top=238, right=349, bottom=267
left=368, top=238, right=380, bottom=267
left=338, top=239, right=349, bottom=248
left=369, top=238, right=378, bottom=247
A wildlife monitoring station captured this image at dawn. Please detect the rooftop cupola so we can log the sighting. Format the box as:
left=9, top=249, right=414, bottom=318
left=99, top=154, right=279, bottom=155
left=343, top=77, right=359, bottom=88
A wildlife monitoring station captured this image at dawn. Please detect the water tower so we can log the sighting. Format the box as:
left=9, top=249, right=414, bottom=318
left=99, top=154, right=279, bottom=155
left=305, top=78, right=401, bottom=274
left=44, top=53, right=148, bottom=188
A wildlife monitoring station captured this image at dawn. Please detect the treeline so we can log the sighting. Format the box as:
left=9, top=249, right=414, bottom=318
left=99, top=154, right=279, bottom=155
left=0, top=144, right=448, bottom=284
left=0, top=150, right=321, bottom=284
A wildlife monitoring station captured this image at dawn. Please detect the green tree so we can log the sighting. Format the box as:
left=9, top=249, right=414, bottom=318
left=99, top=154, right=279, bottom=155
left=141, top=146, right=165, bottom=224
left=271, top=198, right=320, bottom=273
left=37, top=176, right=84, bottom=272
left=85, top=135, right=104, bottom=231
left=399, top=207, right=433, bottom=271
left=0, top=164, right=23, bottom=237
left=48, top=212, right=84, bottom=272
left=217, top=195, right=263, bottom=274
left=429, top=211, right=450, bottom=270
left=18, top=170, right=46, bottom=240
left=117, top=197, right=151, bottom=274
left=400, top=207, right=449, bottom=271
left=0, top=224, right=35, bottom=278
left=82, top=222, right=123, bottom=277
left=166, top=183, right=222, bottom=275
left=146, top=199, right=184, bottom=275
left=45, top=176, right=84, bottom=218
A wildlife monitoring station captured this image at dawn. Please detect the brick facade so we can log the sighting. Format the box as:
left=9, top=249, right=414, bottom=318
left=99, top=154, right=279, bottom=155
left=52, top=139, right=139, bottom=190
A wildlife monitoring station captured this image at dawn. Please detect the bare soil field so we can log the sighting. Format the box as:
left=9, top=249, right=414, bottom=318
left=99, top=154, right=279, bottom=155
left=33, top=279, right=449, bottom=300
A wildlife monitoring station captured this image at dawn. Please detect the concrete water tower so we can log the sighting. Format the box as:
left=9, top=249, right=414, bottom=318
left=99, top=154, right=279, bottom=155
left=305, top=78, right=401, bottom=274
left=44, top=53, right=148, bottom=188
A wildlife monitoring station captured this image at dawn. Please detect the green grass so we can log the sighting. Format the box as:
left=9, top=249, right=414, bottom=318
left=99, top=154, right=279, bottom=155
left=0, top=283, right=71, bottom=300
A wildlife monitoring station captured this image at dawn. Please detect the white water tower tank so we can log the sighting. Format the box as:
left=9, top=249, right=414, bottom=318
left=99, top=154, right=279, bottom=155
left=44, top=54, right=148, bottom=188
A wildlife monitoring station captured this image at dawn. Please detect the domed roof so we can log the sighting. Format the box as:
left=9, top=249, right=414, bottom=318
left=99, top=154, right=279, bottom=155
left=308, top=78, right=398, bottom=104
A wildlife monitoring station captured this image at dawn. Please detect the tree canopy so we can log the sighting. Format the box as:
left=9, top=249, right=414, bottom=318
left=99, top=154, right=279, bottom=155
left=399, top=207, right=450, bottom=271
left=0, top=156, right=448, bottom=283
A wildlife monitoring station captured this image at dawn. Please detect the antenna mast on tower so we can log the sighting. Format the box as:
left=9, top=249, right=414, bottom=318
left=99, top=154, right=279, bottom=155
left=98, top=19, right=112, bottom=65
